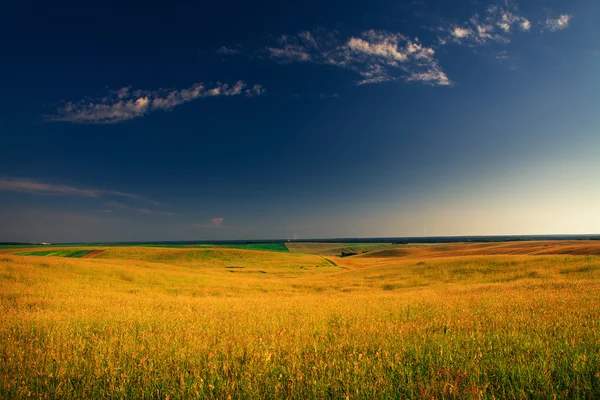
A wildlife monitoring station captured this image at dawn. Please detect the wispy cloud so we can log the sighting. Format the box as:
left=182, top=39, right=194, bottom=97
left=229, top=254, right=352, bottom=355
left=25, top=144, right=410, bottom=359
left=104, top=201, right=174, bottom=216
left=266, top=31, right=325, bottom=62
left=544, top=15, right=572, bottom=32
left=0, top=178, right=101, bottom=197
left=0, top=178, right=125, bottom=198
left=267, top=30, right=450, bottom=86
left=187, top=218, right=225, bottom=229
left=0, top=178, right=173, bottom=216
left=432, top=5, right=572, bottom=72
left=492, top=7, right=531, bottom=33
left=49, top=81, right=264, bottom=124
left=319, top=93, right=340, bottom=99
left=348, top=30, right=450, bottom=85
left=0, top=177, right=161, bottom=205
left=264, top=4, right=572, bottom=86
left=440, top=5, right=531, bottom=46
left=217, top=45, right=242, bottom=55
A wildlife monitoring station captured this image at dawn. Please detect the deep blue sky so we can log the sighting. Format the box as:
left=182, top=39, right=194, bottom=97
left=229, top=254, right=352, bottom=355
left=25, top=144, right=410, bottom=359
left=1, top=0, right=599, bottom=242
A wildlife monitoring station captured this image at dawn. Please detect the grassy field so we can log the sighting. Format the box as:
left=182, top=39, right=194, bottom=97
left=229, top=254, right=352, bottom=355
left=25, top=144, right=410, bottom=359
left=1, top=242, right=599, bottom=398
left=285, top=242, right=395, bottom=256
left=0, top=243, right=290, bottom=252
left=217, top=243, right=290, bottom=252
left=16, top=249, right=96, bottom=258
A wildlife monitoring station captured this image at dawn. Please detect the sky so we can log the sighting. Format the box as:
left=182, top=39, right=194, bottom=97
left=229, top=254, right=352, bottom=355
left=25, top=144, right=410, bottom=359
left=1, top=0, right=599, bottom=242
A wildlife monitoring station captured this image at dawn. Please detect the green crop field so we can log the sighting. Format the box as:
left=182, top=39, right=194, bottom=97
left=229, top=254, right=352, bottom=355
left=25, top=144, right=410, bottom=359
left=3, top=242, right=290, bottom=252
left=1, top=241, right=600, bottom=398
left=216, top=243, right=290, bottom=252
left=285, top=242, right=395, bottom=256
left=16, top=249, right=96, bottom=258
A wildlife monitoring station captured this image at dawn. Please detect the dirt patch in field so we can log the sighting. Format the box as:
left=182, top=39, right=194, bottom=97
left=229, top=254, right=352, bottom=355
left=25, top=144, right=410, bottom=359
left=81, top=250, right=104, bottom=258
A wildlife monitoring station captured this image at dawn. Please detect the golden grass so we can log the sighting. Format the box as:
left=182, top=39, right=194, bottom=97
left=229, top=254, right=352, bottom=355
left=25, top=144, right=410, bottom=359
left=1, top=242, right=600, bottom=398
left=357, top=240, right=600, bottom=259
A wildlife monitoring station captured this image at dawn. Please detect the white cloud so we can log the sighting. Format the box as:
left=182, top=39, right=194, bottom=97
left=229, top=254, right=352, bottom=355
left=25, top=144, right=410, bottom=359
left=544, top=15, right=572, bottom=32
left=50, top=81, right=264, bottom=124
left=343, top=31, right=450, bottom=86
left=245, top=84, right=265, bottom=96
left=267, top=30, right=451, bottom=86
left=407, top=68, right=451, bottom=86
left=442, top=6, right=532, bottom=46
left=434, top=6, right=570, bottom=72
left=267, top=46, right=312, bottom=62
left=347, top=35, right=410, bottom=62
left=266, top=31, right=327, bottom=62
left=151, top=81, right=247, bottom=110
left=451, top=27, right=473, bottom=39
left=493, top=8, right=531, bottom=33
left=494, top=50, right=511, bottom=61
left=217, top=46, right=242, bottom=55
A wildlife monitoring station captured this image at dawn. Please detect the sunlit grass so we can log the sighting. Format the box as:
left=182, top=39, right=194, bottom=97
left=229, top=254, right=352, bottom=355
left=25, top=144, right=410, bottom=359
left=1, top=245, right=599, bottom=398
left=16, top=249, right=95, bottom=258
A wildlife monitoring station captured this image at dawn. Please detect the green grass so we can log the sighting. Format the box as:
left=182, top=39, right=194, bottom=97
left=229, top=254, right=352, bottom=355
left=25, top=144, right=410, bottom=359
left=0, top=245, right=53, bottom=249
left=285, top=242, right=395, bottom=256
left=17, top=249, right=95, bottom=258
left=5, top=243, right=287, bottom=251
left=215, top=243, right=289, bottom=252
left=53, top=243, right=215, bottom=248
left=127, top=243, right=215, bottom=248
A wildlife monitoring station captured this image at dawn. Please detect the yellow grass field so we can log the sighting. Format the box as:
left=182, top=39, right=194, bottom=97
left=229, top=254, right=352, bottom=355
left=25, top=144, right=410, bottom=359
left=1, top=242, right=600, bottom=398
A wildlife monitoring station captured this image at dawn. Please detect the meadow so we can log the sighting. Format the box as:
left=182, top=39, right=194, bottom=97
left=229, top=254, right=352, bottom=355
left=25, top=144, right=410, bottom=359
left=1, top=241, right=599, bottom=398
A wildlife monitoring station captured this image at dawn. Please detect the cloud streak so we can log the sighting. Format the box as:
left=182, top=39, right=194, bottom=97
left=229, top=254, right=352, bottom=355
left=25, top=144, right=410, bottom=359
left=49, top=81, right=264, bottom=124
left=544, top=15, right=572, bottom=32
left=0, top=178, right=173, bottom=216
left=0, top=178, right=160, bottom=205
left=440, top=6, right=532, bottom=47
left=217, top=46, right=242, bottom=55
left=104, top=201, right=174, bottom=216
left=187, top=218, right=226, bottom=229
left=267, top=30, right=450, bottom=86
